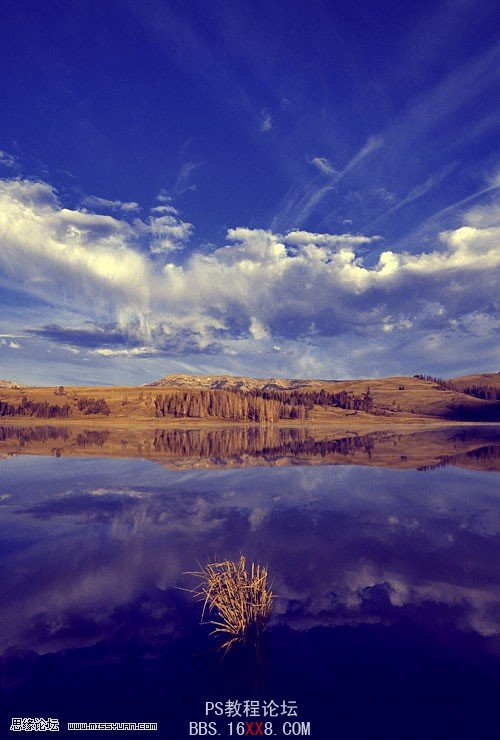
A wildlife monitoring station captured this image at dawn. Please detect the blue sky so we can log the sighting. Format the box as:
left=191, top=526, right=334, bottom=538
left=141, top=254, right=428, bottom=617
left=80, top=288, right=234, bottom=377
left=0, top=0, right=499, bottom=384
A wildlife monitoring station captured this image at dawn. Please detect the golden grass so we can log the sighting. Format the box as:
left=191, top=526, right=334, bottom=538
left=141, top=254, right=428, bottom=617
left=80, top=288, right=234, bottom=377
left=187, top=556, right=273, bottom=650
left=2, top=373, right=496, bottom=424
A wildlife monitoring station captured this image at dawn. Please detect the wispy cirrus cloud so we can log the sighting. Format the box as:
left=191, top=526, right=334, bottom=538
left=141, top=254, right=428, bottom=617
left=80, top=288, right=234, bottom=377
left=273, top=135, right=383, bottom=231
left=0, top=150, right=18, bottom=170
left=260, top=109, right=273, bottom=132
left=387, top=170, right=500, bottom=255
left=172, top=160, right=203, bottom=195
left=368, top=162, right=459, bottom=227
left=89, top=346, right=159, bottom=358
left=80, top=195, right=140, bottom=213
left=309, top=157, right=336, bottom=176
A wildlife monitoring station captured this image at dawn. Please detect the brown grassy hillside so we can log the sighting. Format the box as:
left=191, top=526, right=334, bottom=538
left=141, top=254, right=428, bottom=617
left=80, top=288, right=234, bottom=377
left=0, top=373, right=499, bottom=423
left=449, top=372, right=500, bottom=388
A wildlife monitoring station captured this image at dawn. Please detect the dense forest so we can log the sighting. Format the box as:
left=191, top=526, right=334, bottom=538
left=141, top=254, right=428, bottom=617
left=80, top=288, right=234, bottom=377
left=154, top=389, right=308, bottom=421
left=153, top=387, right=375, bottom=421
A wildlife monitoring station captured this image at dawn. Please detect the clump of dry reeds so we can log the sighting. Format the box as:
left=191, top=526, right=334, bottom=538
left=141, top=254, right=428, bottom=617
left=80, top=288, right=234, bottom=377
left=187, top=556, right=273, bottom=650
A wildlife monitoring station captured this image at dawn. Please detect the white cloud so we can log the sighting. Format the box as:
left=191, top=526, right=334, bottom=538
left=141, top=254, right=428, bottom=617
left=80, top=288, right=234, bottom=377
left=461, top=198, right=500, bottom=228
left=344, top=135, right=383, bottom=173
left=149, top=213, right=193, bottom=253
left=0, top=337, right=22, bottom=349
left=81, top=195, right=140, bottom=213
left=86, top=487, right=146, bottom=498
left=0, top=177, right=498, bottom=366
left=450, top=311, right=500, bottom=336
left=310, top=157, right=336, bottom=176
left=249, top=317, right=269, bottom=340
left=89, top=346, right=158, bottom=357
left=285, top=231, right=380, bottom=247
left=273, top=135, right=383, bottom=230
left=374, top=162, right=458, bottom=222
left=155, top=189, right=172, bottom=203
left=260, top=109, right=273, bottom=132
left=151, top=204, right=179, bottom=216
left=155, top=162, right=203, bottom=204
left=0, top=179, right=148, bottom=307
left=0, top=150, right=17, bottom=170
left=173, top=161, right=202, bottom=195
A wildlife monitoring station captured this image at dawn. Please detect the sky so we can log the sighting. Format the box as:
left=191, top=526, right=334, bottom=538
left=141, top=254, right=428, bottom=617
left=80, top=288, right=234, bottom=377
left=0, top=0, right=499, bottom=385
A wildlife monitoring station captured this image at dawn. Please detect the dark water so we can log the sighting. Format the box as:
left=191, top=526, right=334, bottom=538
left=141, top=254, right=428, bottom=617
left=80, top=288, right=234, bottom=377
left=1, top=427, right=499, bottom=739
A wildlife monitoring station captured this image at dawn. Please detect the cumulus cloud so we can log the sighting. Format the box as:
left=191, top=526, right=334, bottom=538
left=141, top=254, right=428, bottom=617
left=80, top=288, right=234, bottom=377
left=249, top=317, right=269, bottom=340
left=0, top=337, right=22, bottom=349
left=148, top=212, right=193, bottom=253
left=0, top=179, right=149, bottom=317
left=0, top=177, right=498, bottom=365
left=285, top=230, right=380, bottom=247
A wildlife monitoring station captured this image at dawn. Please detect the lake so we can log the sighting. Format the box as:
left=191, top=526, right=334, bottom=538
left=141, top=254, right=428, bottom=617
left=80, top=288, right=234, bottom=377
left=1, top=425, right=499, bottom=739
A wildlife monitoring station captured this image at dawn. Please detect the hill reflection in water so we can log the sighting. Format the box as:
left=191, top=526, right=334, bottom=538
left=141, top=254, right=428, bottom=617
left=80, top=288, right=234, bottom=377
left=0, top=423, right=499, bottom=471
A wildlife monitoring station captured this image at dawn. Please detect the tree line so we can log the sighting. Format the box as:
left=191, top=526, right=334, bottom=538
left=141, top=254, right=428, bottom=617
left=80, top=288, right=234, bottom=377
left=270, top=388, right=375, bottom=412
left=0, top=387, right=377, bottom=422
left=153, top=387, right=375, bottom=421
left=414, top=374, right=500, bottom=401
left=154, top=389, right=308, bottom=422
left=0, top=396, right=110, bottom=418
left=0, top=398, right=72, bottom=418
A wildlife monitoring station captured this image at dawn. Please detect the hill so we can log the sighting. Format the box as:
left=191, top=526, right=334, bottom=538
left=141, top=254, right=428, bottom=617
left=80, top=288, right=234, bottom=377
left=0, top=372, right=499, bottom=424
left=449, top=372, right=500, bottom=388
left=446, top=372, right=500, bottom=400
left=149, top=373, right=313, bottom=392
left=0, top=379, right=20, bottom=389
left=151, top=371, right=500, bottom=393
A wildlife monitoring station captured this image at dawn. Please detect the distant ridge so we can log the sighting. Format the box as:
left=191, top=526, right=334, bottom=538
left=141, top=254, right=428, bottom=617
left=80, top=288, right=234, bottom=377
left=148, top=371, right=500, bottom=392
left=148, top=373, right=315, bottom=392
left=0, top=379, right=20, bottom=389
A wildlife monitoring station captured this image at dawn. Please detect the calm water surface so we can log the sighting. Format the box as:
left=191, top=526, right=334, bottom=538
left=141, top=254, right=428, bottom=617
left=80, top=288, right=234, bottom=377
left=1, top=428, right=499, bottom=739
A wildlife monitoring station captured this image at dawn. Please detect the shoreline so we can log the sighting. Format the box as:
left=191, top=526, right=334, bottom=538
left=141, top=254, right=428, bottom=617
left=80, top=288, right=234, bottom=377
left=1, top=416, right=499, bottom=431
